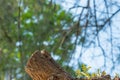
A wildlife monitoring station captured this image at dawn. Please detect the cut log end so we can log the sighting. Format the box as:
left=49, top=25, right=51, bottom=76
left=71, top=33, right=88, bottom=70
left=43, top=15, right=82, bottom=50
left=25, top=50, right=74, bottom=80
left=25, top=50, right=116, bottom=80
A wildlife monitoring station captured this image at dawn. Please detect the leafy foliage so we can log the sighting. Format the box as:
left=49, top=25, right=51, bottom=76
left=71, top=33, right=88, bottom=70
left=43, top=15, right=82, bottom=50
left=0, top=0, right=120, bottom=80
left=0, top=0, right=74, bottom=79
left=75, top=65, right=120, bottom=80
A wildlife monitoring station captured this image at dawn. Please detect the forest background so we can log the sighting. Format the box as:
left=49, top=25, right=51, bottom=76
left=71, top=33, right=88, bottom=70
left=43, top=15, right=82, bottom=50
left=0, top=0, right=120, bottom=80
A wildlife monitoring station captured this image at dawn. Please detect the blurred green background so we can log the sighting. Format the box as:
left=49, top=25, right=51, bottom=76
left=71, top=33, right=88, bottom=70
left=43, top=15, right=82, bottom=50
left=0, top=0, right=76, bottom=80
left=0, top=0, right=120, bottom=80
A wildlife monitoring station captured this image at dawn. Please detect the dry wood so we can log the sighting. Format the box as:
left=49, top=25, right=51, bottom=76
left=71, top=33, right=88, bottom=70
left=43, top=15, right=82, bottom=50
left=25, top=50, right=114, bottom=80
left=25, top=50, right=74, bottom=80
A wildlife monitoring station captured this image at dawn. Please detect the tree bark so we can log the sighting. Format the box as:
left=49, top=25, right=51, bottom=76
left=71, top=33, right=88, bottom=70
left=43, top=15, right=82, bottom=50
left=25, top=50, right=74, bottom=80
left=25, top=50, right=112, bottom=80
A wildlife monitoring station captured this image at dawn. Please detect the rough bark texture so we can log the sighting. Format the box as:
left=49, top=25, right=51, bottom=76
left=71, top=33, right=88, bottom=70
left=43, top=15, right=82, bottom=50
left=25, top=50, right=116, bottom=80
left=25, top=50, right=74, bottom=80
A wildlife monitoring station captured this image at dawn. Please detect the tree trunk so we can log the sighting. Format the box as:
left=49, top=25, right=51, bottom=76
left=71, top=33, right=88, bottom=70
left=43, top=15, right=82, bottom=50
left=25, top=50, right=112, bottom=80
left=25, top=50, right=74, bottom=80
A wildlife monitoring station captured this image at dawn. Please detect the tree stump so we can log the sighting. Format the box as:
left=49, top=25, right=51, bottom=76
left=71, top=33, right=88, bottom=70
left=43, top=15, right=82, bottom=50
left=25, top=50, right=113, bottom=80
left=25, top=50, right=74, bottom=80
